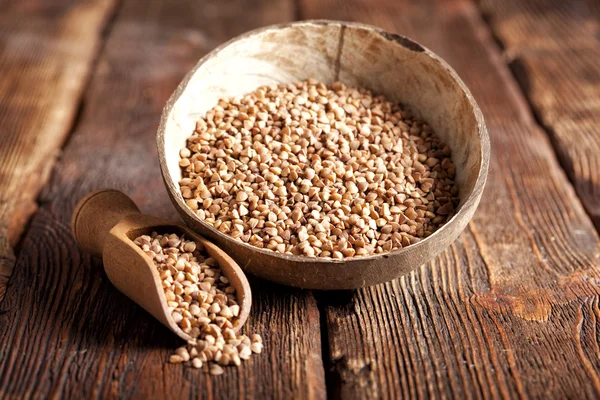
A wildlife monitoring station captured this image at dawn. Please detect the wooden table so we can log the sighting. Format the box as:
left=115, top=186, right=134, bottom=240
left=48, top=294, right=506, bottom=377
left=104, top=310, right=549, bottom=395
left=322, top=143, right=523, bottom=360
left=1, top=0, right=599, bottom=398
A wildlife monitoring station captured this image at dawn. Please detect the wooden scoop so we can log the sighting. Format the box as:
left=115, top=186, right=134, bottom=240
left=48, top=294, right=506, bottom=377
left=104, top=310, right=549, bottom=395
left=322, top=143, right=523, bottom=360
left=71, top=189, right=252, bottom=341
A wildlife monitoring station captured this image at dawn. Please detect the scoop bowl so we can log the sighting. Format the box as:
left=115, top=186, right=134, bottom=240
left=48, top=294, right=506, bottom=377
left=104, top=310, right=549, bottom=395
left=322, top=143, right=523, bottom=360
left=157, top=20, right=489, bottom=289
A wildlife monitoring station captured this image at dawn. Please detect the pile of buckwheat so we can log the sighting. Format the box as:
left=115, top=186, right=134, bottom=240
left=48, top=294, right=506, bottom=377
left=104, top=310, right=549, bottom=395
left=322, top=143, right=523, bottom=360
left=178, top=79, right=458, bottom=258
left=134, top=232, right=262, bottom=375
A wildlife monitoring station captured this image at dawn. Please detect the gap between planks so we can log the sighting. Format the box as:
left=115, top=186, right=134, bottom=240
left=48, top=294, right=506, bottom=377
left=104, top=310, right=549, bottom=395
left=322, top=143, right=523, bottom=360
left=475, top=0, right=600, bottom=234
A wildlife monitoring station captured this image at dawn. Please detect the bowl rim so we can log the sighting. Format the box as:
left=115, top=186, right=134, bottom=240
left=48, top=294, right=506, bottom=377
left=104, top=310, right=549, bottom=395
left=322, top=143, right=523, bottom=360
left=157, top=19, right=490, bottom=266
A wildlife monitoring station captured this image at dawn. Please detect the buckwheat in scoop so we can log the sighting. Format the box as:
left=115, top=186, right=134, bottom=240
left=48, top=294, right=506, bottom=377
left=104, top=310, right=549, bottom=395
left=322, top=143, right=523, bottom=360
left=134, top=232, right=262, bottom=374
left=178, top=79, right=458, bottom=258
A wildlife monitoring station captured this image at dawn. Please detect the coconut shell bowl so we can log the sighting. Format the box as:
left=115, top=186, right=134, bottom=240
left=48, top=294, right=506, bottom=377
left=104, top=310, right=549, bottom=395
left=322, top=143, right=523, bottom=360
left=157, top=20, right=490, bottom=290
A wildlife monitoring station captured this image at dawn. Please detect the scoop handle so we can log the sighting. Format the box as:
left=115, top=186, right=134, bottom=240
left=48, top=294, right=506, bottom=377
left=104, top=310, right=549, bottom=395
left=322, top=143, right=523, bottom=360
left=72, top=189, right=141, bottom=258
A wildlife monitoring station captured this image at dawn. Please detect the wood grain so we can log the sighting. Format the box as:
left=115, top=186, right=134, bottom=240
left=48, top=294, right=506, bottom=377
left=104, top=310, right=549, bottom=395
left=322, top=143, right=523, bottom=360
left=301, top=0, right=600, bottom=398
left=0, top=0, right=118, bottom=301
left=479, top=0, right=600, bottom=231
left=0, top=0, right=326, bottom=398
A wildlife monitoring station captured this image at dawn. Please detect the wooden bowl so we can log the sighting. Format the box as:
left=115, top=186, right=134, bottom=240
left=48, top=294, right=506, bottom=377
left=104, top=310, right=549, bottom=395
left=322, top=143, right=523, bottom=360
left=157, top=20, right=489, bottom=290
left=71, top=189, right=252, bottom=341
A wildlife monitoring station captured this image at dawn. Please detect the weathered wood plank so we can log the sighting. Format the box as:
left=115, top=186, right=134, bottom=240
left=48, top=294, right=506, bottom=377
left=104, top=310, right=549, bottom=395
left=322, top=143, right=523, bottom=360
left=0, top=0, right=326, bottom=398
left=301, top=0, right=600, bottom=398
left=479, top=0, right=600, bottom=230
left=0, top=0, right=118, bottom=301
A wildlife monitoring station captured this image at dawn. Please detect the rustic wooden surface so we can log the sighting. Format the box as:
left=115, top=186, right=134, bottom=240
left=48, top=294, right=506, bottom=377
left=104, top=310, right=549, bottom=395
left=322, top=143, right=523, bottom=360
left=0, top=0, right=325, bottom=398
left=0, top=0, right=117, bottom=301
left=301, top=0, right=600, bottom=398
left=1, top=0, right=600, bottom=398
left=479, top=0, right=600, bottom=232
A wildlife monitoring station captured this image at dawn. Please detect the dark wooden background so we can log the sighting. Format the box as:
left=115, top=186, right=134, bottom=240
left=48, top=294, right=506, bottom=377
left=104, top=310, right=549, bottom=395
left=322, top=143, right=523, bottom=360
left=1, top=0, right=600, bottom=398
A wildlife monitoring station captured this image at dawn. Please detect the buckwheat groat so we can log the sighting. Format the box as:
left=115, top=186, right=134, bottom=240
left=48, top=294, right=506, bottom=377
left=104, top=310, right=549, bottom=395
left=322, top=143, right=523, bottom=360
left=179, top=79, right=458, bottom=258
left=134, top=232, right=262, bottom=374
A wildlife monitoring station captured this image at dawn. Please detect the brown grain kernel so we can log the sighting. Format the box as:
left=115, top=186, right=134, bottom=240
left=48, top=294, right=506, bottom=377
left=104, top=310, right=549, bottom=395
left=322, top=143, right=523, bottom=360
left=251, top=334, right=262, bottom=343
left=210, top=364, right=224, bottom=375
left=239, top=346, right=252, bottom=360
left=250, top=342, right=263, bottom=354
left=169, top=355, right=184, bottom=364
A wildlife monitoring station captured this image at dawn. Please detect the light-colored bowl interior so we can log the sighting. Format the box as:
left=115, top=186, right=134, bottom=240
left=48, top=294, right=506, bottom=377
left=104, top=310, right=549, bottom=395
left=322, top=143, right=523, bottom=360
left=157, top=20, right=488, bottom=289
